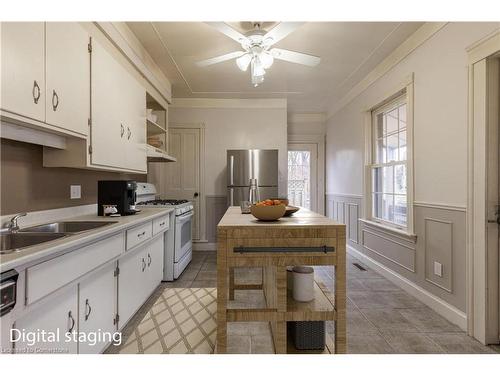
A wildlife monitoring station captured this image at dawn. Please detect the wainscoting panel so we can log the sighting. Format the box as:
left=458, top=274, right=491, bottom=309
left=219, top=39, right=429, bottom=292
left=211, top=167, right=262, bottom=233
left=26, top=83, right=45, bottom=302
left=326, top=194, right=362, bottom=250
left=206, top=195, right=228, bottom=243
left=424, top=218, right=453, bottom=292
left=414, top=204, right=466, bottom=310
left=361, top=227, right=416, bottom=272
left=355, top=202, right=466, bottom=313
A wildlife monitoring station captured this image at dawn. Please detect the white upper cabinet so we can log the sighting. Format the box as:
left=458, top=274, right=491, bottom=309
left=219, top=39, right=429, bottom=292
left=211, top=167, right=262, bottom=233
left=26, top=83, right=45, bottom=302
left=0, top=22, right=45, bottom=122
left=45, top=23, right=90, bottom=136
left=90, top=38, right=146, bottom=172
left=125, top=75, right=147, bottom=172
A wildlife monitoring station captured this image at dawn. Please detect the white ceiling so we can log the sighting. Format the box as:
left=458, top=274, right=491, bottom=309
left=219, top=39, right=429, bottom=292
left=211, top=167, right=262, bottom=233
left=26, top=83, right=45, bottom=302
left=127, top=22, right=424, bottom=113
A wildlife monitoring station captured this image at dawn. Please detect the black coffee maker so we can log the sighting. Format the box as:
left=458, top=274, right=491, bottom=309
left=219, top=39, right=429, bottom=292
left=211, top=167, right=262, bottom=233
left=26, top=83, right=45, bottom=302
left=97, top=180, right=138, bottom=216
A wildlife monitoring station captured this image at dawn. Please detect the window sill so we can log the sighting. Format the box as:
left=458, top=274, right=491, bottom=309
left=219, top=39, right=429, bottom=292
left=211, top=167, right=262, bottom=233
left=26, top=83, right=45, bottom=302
left=359, top=218, right=417, bottom=243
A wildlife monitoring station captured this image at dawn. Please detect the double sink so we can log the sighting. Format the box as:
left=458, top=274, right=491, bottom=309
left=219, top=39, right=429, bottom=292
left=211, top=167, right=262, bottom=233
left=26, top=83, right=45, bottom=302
left=0, top=221, right=117, bottom=254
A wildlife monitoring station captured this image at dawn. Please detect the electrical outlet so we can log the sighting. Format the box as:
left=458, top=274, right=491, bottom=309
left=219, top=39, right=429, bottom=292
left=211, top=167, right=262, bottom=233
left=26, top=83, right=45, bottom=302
left=70, top=185, right=81, bottom=199
left=434, top=261, right=443, bottom=277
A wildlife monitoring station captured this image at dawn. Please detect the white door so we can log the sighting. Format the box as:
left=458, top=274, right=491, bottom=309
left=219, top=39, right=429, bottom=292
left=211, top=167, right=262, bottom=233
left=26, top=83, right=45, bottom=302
left=118, top=246, right=148, bottom=330
left=151, top=127, right=201, bottom=240
left=78, top=263, right=117, bottom=354
left=287, top=143, right=318, bottom=212
left=147, top=235, right=164, bottom=291
left=0, top=22, right=45, bottom=121
left=15, top=285, right=78, bottom=354
left=45, top=22, right=90, bottom=136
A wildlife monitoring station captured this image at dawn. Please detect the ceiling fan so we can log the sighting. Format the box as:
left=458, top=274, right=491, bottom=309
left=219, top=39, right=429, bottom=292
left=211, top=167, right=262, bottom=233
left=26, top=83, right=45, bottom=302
left=196, top=22, right=321, bottom=87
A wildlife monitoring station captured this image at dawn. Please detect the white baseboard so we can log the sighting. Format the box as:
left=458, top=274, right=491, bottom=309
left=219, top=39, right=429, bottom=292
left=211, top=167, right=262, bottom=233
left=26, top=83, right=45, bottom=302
left=193, top=242, right=217, bottom=251
left=348, top=245, right=467, bottom=331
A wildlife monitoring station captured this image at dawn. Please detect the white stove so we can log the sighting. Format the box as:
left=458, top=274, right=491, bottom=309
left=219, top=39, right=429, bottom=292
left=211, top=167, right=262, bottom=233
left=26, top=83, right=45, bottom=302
left=136, top=183, right=193, bottom=280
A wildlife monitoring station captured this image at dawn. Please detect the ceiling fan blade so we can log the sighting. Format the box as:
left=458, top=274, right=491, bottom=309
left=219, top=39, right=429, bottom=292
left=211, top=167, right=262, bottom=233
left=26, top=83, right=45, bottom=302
left=206, top=22, right=250, bottom=45
left=262, top=22, right=304, bottom=46
left=196, top=51, right=245, bottom=67
left=270, top=48, right=320, bottom=67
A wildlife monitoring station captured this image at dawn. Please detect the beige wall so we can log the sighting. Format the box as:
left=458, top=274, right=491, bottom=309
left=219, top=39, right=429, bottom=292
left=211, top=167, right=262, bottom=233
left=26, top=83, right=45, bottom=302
left=169, top=100, right=288, bottom=197
left=0, top=139, right=144, bottom=215
left=288, top=113, right=326, bottom=136
left=326, top=22, right=499, bottom=205
left=325, top=22, right=500, bottom=320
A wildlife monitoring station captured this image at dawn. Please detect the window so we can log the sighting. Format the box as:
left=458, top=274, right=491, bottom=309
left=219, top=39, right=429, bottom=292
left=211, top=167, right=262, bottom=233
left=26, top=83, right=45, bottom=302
left=370, top=95, right=409, bottom=229
left=288, top=150, right=311, bottom=209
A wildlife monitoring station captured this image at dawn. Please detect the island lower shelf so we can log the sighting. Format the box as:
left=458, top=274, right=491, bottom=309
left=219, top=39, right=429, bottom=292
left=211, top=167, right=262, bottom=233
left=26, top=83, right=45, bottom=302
left=225, top=280, right=336, bottom=323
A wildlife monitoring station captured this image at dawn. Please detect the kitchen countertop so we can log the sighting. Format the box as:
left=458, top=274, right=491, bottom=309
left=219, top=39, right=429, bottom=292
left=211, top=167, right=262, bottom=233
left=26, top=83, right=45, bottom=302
left=218, top=206, right=343, bottom=228
left=0, top=207, right=174, bottom=271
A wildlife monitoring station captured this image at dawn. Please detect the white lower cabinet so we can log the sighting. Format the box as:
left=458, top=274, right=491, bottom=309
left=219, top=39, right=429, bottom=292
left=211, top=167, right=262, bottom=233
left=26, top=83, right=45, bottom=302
left=78, top=262, right=117, bottom=354
left=10, top=221, right=166, bottom=353
left=147, top=235, right=164, bottom=292
left=118, top=235, right=164, bottom=330
left=14, top=285, right=78, bottom=354
left=117, top=245, right=149, bottom=330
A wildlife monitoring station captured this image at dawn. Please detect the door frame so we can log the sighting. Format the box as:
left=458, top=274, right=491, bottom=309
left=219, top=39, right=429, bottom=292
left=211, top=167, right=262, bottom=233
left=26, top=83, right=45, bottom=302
left=288, top=134, right=325, bottom=215
left=169, top=122, right=206, bottom=243
left=466, top=29, right=500, bottom=344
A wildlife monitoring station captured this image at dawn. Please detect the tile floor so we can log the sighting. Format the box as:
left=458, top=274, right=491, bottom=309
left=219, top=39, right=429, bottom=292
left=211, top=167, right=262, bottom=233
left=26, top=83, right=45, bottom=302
left=108, top=251, right=500, bottom=354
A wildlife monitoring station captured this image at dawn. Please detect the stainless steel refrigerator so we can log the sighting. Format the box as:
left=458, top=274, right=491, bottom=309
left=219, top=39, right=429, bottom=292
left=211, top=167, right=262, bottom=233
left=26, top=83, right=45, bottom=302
left=227, top=149, right=279, bottom=206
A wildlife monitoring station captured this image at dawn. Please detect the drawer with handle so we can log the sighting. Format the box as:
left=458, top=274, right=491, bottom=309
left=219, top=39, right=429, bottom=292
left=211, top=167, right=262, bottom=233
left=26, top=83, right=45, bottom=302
left=153, top=215, right=169, bottom=236
left=126, top=221, right=152, bottom=250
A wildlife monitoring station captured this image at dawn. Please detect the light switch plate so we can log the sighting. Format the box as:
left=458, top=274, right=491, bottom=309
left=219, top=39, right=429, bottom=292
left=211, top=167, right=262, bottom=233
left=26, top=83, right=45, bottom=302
left=434, top=261, right=443, bottom=277
left=70, top=185, right=81, bottom=199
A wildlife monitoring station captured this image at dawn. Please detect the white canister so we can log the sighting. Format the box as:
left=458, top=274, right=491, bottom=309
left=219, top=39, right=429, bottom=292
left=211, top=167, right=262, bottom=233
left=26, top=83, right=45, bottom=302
left=292, top=266, right=314, bottom=302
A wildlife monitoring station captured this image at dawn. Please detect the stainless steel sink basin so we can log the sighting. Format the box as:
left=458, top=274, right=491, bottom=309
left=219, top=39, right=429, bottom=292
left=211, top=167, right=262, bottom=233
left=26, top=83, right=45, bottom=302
left=0, top=232, right=68, bottom=254
left=20, top=221, right=117, bottom=234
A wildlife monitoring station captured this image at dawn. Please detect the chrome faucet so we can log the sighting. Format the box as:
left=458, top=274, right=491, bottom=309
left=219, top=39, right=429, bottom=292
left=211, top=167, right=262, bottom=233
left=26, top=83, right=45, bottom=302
left=8, top=213, right=27, bottom=232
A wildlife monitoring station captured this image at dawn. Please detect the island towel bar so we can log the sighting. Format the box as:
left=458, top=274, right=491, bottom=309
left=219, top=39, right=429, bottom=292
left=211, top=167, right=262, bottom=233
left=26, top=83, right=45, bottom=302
left=234, top=246, right=335, bottom=254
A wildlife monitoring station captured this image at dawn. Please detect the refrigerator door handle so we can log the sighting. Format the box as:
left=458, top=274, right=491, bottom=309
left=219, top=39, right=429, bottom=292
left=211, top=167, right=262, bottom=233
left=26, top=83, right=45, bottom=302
left=229, top=155, right=234, bottom=186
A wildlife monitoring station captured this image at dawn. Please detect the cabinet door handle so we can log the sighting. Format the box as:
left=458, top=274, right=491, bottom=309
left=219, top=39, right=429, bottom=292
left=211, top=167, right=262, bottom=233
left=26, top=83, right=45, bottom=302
left=52, top=89, right=59, bottom=111
left=159, top=221, right=165, bottom=227
left=84, top=298, right=92, bottom=321
left=141, top=258, right=146, bottom=272
left=68, top=311, right=75, bottom=333
left=137, top=231, right=146, bottom=238
left=120, top=124, right=125, bottom=138
left=32, top=80, right=40, bottom=104
left=147, top=253, right=151, bottom=267
left=127, top=127, right=131, bottom=140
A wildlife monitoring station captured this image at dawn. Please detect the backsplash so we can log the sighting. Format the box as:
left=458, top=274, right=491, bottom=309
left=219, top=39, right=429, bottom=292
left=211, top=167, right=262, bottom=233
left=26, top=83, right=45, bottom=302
left=0, top=139, right=146, bottom=215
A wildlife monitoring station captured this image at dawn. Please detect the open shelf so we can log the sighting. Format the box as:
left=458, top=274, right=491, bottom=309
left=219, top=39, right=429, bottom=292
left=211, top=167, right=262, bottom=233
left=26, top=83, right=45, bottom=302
left=286, top=281, right=336, bottom=321
left=146, top=144, right=176, bottom=162
left=147, top=119, right=166, bottom=136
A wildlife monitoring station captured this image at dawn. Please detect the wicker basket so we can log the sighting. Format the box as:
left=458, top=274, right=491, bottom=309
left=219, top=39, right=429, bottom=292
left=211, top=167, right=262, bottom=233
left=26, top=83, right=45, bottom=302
left=289, top=321, right=325, bottom=350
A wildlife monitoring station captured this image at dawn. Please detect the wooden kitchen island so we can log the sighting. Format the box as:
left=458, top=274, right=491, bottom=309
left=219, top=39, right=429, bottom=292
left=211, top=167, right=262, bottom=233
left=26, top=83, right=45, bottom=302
left=216, top=207, right=346, bottom=354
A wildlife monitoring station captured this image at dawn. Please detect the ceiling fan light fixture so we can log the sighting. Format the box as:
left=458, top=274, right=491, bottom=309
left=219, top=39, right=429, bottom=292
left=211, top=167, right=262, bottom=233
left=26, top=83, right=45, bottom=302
left=259, top=51, right=274, bottom=69
left=251, top=74, right=264, bottom=87
left=251, top=57, right=266, bottom=77
left=236, top=53, right=252, bottom=71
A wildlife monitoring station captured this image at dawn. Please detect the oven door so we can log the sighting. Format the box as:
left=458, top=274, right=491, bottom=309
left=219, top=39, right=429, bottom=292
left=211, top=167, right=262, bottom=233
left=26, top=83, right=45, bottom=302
left=174, top=211, right=193, bottom=263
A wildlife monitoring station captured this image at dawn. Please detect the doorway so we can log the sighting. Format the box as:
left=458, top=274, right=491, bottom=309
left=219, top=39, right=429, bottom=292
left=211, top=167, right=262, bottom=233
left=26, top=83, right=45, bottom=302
left=468, top=38, right=500, bottom=345
left=287, top=143, right=318, bottom=212
left=149, top=125, right=204, bottom=241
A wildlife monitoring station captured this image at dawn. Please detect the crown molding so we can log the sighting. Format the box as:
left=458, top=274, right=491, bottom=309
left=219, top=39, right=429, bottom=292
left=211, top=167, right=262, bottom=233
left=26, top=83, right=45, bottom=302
left=326, top=22, right=447, bottom=120
left=170, top=98, right=287, bottom=109
left=288, top=113, right=326, bottom=124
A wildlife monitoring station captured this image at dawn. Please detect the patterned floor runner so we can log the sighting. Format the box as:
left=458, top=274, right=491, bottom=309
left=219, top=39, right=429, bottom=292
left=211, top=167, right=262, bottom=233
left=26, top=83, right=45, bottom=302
left=118, top=288, right=217, bottom=354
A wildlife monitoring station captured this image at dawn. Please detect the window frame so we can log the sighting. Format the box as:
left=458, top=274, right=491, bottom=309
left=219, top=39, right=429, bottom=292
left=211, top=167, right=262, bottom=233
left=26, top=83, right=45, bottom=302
left=363, top=75, right=415, bottom=236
